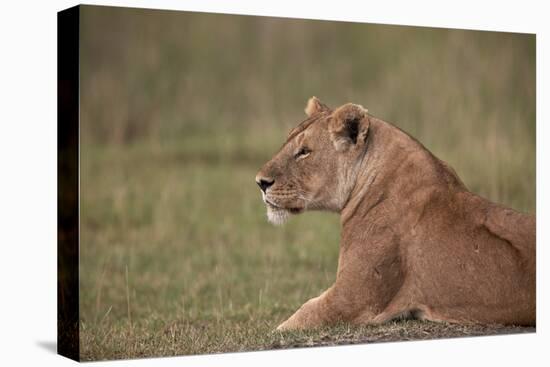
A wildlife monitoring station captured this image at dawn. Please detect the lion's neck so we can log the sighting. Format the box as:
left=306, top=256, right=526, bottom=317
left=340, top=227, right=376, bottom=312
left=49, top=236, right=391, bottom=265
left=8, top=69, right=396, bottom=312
left=340, top=117, right=465, bottom=230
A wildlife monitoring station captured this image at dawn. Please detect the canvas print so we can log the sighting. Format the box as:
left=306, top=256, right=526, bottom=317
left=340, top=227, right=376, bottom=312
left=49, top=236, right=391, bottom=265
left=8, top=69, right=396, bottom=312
left=58, top=5, right=536, bottom=361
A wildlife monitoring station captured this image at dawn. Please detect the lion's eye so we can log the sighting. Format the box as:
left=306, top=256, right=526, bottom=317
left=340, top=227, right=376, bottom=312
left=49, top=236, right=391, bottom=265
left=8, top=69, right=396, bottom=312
left=295, top=147, right=311, bottom=159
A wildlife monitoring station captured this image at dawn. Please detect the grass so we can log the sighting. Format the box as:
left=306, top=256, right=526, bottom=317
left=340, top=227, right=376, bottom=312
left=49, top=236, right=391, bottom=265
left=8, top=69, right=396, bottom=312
left=79, top=128, right=535, bottom=360
left=78, top=5, right=535, bottom=361
left=80, top=318, right=533, bottom=360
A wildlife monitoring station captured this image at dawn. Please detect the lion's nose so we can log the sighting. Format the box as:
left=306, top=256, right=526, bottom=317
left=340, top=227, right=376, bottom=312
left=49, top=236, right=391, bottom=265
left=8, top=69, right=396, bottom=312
left=256, top=177, right=274, bottom=192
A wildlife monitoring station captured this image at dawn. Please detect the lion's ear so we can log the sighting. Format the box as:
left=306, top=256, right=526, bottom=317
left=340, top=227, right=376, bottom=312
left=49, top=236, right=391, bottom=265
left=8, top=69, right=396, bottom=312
left=329, top=103, right=370, bottom=152
left=304, top=96, right=330, bottom=117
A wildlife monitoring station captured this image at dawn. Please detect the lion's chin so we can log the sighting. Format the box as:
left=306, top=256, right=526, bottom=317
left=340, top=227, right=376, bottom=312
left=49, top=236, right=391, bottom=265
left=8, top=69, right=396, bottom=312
left=266, top=205, right=290, bottom=226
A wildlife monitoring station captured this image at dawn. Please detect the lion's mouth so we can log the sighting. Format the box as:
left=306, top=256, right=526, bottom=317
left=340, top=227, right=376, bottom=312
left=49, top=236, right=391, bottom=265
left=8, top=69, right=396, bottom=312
left=263, top=196, right=304, bottom=214
left=261, top=192, right=305, bottom=225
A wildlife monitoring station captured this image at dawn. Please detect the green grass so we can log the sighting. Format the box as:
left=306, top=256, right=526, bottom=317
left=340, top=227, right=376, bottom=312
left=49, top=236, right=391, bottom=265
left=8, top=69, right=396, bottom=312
left=79, top=127, right=535, bottom=360
left=78, top=5, right=535, bottom=361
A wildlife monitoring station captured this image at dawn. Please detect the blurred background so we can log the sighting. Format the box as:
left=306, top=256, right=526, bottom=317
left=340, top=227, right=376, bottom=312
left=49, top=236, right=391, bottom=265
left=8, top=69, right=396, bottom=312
left=78, top=5, right=535, bottom=360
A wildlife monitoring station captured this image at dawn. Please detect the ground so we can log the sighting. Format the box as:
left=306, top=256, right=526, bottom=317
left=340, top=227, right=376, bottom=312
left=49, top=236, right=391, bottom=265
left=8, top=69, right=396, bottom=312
left=81, top=318, right=534, bottom=360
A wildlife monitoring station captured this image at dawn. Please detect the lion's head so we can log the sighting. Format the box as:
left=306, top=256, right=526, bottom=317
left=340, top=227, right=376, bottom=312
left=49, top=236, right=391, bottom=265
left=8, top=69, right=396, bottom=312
left=255, top=97, right=370, bottom=225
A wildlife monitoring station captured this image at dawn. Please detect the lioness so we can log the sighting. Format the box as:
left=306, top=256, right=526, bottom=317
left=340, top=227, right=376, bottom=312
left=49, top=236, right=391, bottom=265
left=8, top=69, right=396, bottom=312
left=256, top=97, right=535, bottom=330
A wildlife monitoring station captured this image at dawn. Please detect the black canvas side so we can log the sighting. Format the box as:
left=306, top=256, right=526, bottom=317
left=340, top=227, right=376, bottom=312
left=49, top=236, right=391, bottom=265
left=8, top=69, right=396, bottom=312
left=57, top=5, right=80, bottom=362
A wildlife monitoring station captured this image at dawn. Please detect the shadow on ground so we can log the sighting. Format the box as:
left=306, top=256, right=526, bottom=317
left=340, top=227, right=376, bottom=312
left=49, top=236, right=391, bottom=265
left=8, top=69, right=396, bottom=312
left=36, top=340, right=57, bottom=354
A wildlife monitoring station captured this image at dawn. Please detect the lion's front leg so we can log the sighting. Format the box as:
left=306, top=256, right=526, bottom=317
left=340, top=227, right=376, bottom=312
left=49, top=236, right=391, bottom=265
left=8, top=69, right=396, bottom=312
left=276, top=243, right=400, bottom=331
left=276, top=280, right=382, bottom=331
left=276, top=287, right=363, bottom=331
left=276, top=294, right=327, bottom=331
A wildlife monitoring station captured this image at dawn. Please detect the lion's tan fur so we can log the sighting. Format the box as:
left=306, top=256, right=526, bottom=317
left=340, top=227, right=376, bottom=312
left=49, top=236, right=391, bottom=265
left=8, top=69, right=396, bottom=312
left=256, top=97, right=535, bottom=330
